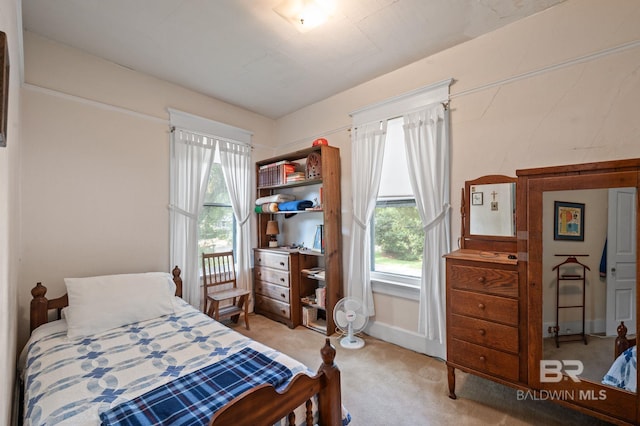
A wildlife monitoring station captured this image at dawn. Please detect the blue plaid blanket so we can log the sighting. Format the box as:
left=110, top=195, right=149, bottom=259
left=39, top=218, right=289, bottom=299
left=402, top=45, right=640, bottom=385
left=100, top=347, right=293, bottom=426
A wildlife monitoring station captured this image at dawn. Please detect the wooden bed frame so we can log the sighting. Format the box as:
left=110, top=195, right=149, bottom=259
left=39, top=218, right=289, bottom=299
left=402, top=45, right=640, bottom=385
left=28, top=266, right=343, bottom=426
left=615, top=320, right=637, bottom=359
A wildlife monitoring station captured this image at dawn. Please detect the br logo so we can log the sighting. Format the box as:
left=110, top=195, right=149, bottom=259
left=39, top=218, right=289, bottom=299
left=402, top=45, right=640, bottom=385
left=540, top=360, right=583, bottom=383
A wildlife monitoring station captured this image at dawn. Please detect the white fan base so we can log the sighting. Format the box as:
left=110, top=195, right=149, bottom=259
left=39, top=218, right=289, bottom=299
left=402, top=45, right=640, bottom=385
left=340, top=335, right=365, bottom=349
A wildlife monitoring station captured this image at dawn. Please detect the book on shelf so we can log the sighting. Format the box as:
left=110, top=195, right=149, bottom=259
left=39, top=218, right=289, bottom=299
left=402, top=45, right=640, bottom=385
left=315, top=286, right=326, bottom=308
left=258, top=159, right=295, bottom=170
left=302, top=306, right=317, bottom=326
left=313, top=224, right=325, bottom=253
left=286, top=171, right=305, bottom=183
left=258, top=161, right=296, bottom=186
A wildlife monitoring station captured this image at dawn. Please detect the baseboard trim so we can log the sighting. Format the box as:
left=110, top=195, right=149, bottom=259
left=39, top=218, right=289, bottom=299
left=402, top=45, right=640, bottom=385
left=366, top=320, right=446, bottom=360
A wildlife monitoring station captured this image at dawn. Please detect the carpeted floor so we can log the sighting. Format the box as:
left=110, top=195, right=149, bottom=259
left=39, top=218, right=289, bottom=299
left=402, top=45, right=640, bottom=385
left=543, top=335, right=613, bottom=383
left=231, top=314, right=615, bottom=426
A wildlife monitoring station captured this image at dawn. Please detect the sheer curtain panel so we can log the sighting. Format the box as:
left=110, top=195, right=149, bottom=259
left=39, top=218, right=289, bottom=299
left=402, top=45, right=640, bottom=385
left=403, top=105, right=450, bottom=343
left=347, top=121, right=387, bottom=316
left=169, top=129, right=216, bottom=307
left=168, top=109, right=253, bottom=310
left=218, top=140, right=253, bottom=307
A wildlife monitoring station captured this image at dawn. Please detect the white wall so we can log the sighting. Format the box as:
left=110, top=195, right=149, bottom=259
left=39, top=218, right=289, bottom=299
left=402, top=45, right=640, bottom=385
left=273, top=0, right=640, bottom=354
left=0, top=0, right=21, bottom=422
left=18, top=31, right=277, bottom=350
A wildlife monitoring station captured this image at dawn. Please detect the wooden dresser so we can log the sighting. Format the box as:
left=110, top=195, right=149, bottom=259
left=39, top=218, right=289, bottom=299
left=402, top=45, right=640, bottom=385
left=445, top=249, right=522, bottom=397
left=253, top=248, right=300, bottom=328
left=446, top=166, right=640, bottom=425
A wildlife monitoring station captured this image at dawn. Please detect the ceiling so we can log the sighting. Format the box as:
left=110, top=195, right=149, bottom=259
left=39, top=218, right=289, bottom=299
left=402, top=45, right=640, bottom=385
left=21, top=0, right=565, bottom=119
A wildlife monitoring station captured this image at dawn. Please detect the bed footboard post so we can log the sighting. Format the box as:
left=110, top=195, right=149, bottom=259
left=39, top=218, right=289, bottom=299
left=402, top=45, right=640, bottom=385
left=317, top=338, right=342, bottom=426
left=30, top=283, right=49, bottom=332
left=172, top=266, right=183, bottom=298
left=615, top=321, right=631, bottom=359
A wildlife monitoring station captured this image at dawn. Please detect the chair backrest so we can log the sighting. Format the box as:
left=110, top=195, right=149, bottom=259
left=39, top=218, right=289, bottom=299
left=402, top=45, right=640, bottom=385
left=202, top=251, right=237, bottom=293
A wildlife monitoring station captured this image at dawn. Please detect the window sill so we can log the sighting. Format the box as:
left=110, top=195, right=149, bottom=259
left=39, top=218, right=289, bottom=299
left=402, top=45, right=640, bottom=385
left=371, top=276, right=420, bottom=301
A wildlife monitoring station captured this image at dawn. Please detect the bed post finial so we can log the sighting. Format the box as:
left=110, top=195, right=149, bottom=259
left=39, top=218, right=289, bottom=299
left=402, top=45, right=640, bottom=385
left=30, top=282, right=49, bottom=332
left=617, top=321, right=627, bottom=338
left=172, top=266, right=183, bottom=298
left=318, top=338, right=341, bottom=426
left=615, top=321, right=631, bottom=359
left=31, top=282, right=47, bottom=299
left=320, top=338, right=336, bottom=366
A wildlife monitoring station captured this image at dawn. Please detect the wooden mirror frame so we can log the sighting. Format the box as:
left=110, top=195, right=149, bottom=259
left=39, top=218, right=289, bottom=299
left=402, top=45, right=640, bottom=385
left=461, top=175, right=518, bottom=253
left=517, top=158, right=640, bottom=425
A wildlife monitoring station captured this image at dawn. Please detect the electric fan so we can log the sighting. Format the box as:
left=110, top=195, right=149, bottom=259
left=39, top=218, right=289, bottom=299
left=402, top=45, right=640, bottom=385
left=333, top=297, right=368, bottom=349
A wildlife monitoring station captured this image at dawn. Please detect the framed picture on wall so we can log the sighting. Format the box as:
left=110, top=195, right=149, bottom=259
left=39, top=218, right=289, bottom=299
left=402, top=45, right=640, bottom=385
left=472, top=192, right=483, bottom=205
left=0, top=31, right=9, bottom=147
left=554, top=201, right=585, bottom=241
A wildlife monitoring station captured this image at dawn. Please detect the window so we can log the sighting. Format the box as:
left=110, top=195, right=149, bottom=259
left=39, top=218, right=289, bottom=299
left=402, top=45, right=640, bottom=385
left=198, top=152, right=235, bottom=258
left=370, top=117, right=423, bottom=282
left=372, top=199, right=423, bottom=277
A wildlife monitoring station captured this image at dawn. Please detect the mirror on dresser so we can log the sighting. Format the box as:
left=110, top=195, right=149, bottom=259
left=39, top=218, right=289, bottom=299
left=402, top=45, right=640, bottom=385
left=461, top=175, right=518, bottom=252
left=518, top=159, right=640, bottom=425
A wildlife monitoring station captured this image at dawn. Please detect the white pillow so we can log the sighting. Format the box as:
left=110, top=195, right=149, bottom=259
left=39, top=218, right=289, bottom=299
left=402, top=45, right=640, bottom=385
left=64, top=272, right=176, bottom=339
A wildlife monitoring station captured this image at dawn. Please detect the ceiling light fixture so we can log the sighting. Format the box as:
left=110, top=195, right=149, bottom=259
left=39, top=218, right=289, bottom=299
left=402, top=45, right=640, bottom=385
left=274, top=0, right=336, bottom=33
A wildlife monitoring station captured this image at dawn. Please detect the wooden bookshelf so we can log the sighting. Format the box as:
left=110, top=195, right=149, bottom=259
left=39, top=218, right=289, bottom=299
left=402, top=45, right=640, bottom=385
left=254, top=145, right=342, bottom=335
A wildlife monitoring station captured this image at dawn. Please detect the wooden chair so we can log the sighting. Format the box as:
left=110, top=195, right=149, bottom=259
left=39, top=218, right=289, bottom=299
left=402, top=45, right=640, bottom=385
left=202, top=251, right=250, bottom=329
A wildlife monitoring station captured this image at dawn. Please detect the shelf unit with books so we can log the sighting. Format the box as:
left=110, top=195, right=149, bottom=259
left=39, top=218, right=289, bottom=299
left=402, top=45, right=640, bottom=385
left=254, top=145, right=342, bottom=335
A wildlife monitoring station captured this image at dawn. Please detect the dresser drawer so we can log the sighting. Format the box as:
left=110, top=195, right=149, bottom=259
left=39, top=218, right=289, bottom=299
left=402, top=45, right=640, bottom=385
left=448, top=313, right=518, bottom=353
left=255, top=294, right=291, bottom=319
left=255, top=280, right=290, bottom=303
left=254, top=251, right=290, bottom=271
left=449, top=338, right=519, bottom=382
left=448, top=264, right=518, bottom=297
left=254, top=266, right=290, bottom=287
left=450, top=289, right=518, bottom=326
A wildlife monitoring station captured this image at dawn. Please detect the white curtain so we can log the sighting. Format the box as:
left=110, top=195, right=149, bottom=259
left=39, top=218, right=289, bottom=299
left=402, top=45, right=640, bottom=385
left=169, top=129, right=216, bottom=307
left=347, top=121, right=387, bottom=316
left=403, top=104, right=450, bottom=343
left=218, top=140, right=253, bottom=306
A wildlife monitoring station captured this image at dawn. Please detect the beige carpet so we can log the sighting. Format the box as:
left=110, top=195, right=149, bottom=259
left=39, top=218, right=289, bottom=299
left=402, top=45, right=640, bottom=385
left=543, top=335, right=613, bottom=384
left=231, top=314, right=614, bottom=426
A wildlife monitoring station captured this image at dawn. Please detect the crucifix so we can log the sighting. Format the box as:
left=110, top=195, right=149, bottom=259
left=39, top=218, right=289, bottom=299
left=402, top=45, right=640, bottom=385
left=491, top=190, right=499, bottom=211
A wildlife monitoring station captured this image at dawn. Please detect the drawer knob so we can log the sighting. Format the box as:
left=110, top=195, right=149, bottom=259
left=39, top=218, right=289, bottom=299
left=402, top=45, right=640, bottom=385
left=257, top=271, right=262, bottom=276
left=281, top=293, right=286, bottom=298
left=478, top=303, right=485, bottom=310
left=280, top=262, right=285, bottom=266
left=479, top=355, right=486, bottom=362
left=477, top=276, right=486, bottom=283
left=478, top=329, right=486, bottom=336
left=280, top=278, right=285, bottom=282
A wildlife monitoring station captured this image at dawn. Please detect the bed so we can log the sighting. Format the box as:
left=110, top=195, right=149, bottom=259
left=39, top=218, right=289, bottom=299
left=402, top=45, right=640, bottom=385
left=21, top=266, right=349, bottom=426
left=602, top=321, right=637, bottom=393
